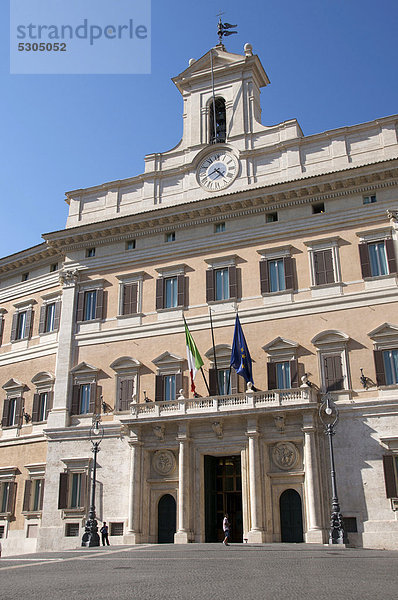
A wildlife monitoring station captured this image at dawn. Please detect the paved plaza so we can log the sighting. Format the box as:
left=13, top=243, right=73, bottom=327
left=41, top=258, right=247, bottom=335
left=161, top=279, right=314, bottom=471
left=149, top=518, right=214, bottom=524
left=1, top=543, right=398, bottom=600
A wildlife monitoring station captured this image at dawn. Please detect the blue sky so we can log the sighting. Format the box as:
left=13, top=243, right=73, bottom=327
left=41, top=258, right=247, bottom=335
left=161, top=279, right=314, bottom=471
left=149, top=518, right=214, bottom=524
left=1, top=0, right=397, bottom=258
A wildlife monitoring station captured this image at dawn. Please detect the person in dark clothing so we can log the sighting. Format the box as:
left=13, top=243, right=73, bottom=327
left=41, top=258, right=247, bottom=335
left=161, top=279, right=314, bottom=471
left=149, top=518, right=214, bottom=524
left=100, top=522, right=110, bottom=546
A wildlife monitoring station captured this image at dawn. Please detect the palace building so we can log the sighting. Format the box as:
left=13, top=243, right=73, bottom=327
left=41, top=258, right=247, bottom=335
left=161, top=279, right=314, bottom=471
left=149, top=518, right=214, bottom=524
left=1, top=41, right=398, bottom=555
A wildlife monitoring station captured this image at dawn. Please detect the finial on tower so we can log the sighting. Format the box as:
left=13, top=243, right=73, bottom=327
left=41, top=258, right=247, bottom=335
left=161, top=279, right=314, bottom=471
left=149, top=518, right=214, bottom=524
left=217, top=13, right=237, bottom=45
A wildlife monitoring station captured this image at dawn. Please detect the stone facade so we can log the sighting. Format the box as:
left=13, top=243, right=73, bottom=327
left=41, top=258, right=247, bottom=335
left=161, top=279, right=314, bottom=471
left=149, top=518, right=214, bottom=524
left=1, top=43, right=398, bottom=555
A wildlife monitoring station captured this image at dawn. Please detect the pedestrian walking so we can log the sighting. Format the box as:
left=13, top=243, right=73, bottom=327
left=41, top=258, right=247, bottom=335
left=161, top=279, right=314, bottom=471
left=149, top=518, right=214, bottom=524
left=222, top=513, right=230, bottom=546
left=100, top=522, right=110, bottom=546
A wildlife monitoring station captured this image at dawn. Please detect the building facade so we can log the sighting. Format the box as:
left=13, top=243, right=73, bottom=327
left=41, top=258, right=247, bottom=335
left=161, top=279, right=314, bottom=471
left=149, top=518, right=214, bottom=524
left=1, top=43, right=398, bottom=555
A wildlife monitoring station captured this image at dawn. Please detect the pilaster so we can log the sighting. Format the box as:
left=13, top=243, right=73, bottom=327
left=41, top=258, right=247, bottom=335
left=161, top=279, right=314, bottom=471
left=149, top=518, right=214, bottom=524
left=302, top=413, right=325, bottom=543
left=246, top=417, right=265, bottom=543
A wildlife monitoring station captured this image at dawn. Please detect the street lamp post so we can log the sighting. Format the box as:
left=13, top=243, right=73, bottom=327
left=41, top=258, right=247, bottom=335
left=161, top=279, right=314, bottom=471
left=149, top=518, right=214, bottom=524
left=319, top=393, right=347, bottom=545
left=81, top=415, right=104, bottom=547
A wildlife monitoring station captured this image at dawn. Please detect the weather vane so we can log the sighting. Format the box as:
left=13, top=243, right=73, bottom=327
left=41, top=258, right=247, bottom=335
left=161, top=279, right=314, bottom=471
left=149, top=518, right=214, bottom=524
left=217, top=13, right=237, bottom=45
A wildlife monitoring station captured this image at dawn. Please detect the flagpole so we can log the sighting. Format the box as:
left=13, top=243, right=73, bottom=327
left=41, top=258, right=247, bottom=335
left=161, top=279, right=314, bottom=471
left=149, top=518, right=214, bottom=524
left=183, top=316, right=210, bottom=396
left=209, top=307, right=220, bottom=395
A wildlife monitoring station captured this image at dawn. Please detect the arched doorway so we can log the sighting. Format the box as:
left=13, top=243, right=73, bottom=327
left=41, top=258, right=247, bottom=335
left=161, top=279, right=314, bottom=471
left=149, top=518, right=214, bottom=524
left=158, top=494, right=176, bottom=543
left=280, top=489, right=304, bottom=543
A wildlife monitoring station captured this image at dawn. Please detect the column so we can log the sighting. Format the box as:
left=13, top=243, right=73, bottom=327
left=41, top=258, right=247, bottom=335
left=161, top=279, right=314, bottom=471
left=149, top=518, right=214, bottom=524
left=47, top=269, right=79, bottom=429
left=126, top=428, right=143, bottom=544
left=302, top=413, right=324, bottom=543
left=246, top=418, right=265, bottom=543
left=175, top=425, right=191, bottom=543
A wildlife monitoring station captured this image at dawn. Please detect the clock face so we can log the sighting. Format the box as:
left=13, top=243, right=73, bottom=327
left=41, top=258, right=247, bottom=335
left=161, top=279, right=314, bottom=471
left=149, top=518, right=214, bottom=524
left=197, top=151, right=238, bottom=191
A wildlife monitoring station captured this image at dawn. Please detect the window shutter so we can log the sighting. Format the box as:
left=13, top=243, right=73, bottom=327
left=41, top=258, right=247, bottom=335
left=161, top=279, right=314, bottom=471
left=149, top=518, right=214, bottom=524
left=290, top=359, right=299, bottom=388
left=314, top=250, right=334, bottom=285
left=374, top=350, right=386, bottom=386
left=89, top=382, right=97, bottom=414
left=206, top=270, right=215, bottom=303
left=177, top=275, right=186, bottom=307
left=38, top=479, right=45, bottom=510
left=53, top=301, right=62, bottom=331
left=38, top=304, right=47, bottom=334
left=259, top=260, right=269, bottom=294
left=58, top=473, right=68, bottom=509
left=120, top=379, right=134, bottom=411
left=71, top=385, right=80, bottom=415
left=155, top=375, right=163, bottom=402
left=283, top=256, right=294, bottom=290
left=383, top=455, right=397, bottom=498
left=209, top=368, right=218, bottom=395
left=1, top=399, right=10, bottom=428
left=10, top=312, right=18, bottom=342
left=23, top=479, right=32, bottom=512
left=76, top=291, right=85, bottom=322
left=32, top=394, right=40, bottom=422
left=80, top=473, right=88, bottom=507
left=24, top=308, right=33, bottom=340
left=95, top=289, right=104, bottom=320
left=15, top=397, right=24, bottom=427
left=156, top=278, right=164, bottom=310
left=0, top=316, right=3, bottom=346
left=123, top=283, right=138, bottom=315
left=359, top=243, right=371, bottom=278
left=385, top=239, right=397, bottom=274
left=324, top=355, right=344, bottom=391
left=46, top=391, right=54, bottom=418
left=7, top=481, right=16, bottom=513
left=228, top=266, right=237, bottom=299
left=175, top=373, right=183, bottom=399
left=230, top=369, right=238, bottom=394
left=324, top=249, right=335, bottom=283
left=267, top=362, right=277, bottom=390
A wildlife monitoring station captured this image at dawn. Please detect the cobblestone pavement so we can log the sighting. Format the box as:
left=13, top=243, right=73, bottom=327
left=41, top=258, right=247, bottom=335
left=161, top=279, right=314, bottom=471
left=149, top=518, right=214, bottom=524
left=1, top=543, right=397, bottom=600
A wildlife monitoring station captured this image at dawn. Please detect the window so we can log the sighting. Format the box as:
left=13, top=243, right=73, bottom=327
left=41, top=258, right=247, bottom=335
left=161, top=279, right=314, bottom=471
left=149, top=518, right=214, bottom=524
left=209, top=97, right=226, bottom=144
left=206, top=265, right=237, bottom=302
left=206, top=345, right=239, bottom=395
left=383, top=455, right=398, bottom=499
left=23, top=478, right=44, bottom=513
left=70, top=363, right=101, bottom=415
left=110, top=522, right=124, bottom=536
left=1, top=397, right=23, bottom=428
left=73, top=384, right=91, bottom=415
left=21, top=272, right=29, bottom=282
left=153, top=351, right=185, bottom=402
left=358, top=238, right=396, bottom=279
left=165, top=232, right=175, bottom=242
left=215, top=222, right=226, bottom=233
left=156, top=274, right=186, bottom=310
left=313, top=250, right=335, bottom=285
left=0, top=313, right=4, bottom=346
left=121, top=282, right=138, bottom=316
left=265, top=212, right=278, bottom=223
left=86, top=248, right=96, bottom=258
left=258, top=249, right=294, bottom=295
left=65, top=523, right=80, bottom=537
left=267, top=360, right=297, bottom=390
left=10, top=305, right=34, bottom=342
left=0, top=481, right=16, bottom=515
left=50, top=263, right=58, bottom=272
left=363, top=195, right=377, bottom=204
left=58, top=472, right=87, bottom=510
left=76, top=288, right=104, bottom=322
left=305, top=238, right=341, bottom=289
left=163, top=374, right=176, bottom=401
left=39, top=300, right=61, bottom=334
left=215, top=268, right=229, bottom=300
left=16, top=311, right=26, bottom=339
left=111, top=357, right=141, bottom=410
left=217, top=369, right=231, bottom=395
left=32, top=391, right=53, bottom=422
left=373, top=348, right=398, bottom=386
left=311, top=330, right=350, bottom=393
left=126, top=239, right=136, bottom=250
left=322, top=354, right=344, bottom=391
left=312, top=202, right=325, bottom=214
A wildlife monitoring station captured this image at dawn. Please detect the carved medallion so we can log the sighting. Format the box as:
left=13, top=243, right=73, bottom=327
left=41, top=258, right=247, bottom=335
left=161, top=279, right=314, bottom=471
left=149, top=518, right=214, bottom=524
left=152, top=450, right=176, bottom=476
left=272, top=442, right=299, bottom=470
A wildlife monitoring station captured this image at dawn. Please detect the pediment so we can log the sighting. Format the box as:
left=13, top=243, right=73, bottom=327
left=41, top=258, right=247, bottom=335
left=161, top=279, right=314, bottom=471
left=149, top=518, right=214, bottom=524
left=2, top=378, right=24, bottom=392
left=70, top=362, right=100, bottom=375
left=311, top=330, right=350, bottom=348
left=368, top=323, right=398, bottom=341
left=110, top=356, right=141, bottom=372
left=152, top=352, right=184, bottom=367
left=31, top=371, right=55, bottom=385
left=175, top=48, right=245, bottom=80
left=205, top=344, right=231, bottom=360
left=262, top=337, right=299, bottom=353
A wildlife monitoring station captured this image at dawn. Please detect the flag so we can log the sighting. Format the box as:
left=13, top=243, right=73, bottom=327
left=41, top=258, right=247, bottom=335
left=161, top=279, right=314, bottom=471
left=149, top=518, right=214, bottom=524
left=184, top=318, right=204, bottom=395
left=230, top=314, right=254, bottom=385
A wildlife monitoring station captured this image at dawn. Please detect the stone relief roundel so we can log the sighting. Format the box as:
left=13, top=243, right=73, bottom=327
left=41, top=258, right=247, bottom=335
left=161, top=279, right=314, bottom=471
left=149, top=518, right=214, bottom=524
left=272, top=442, right=299, bottom=471
left=152, top=450, right=176, bottom=476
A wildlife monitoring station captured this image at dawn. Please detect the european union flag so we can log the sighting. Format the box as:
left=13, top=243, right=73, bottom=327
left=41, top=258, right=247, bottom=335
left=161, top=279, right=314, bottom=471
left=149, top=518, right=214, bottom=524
left=230, top=314, right=254, bottom=385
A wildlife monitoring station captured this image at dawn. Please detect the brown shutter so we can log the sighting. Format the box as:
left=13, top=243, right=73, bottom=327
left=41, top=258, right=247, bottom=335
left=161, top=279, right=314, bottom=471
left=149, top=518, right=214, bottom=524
left=53, top=301, right=62, bottom=331
left=324, top=250, right=335, bottom=283
left=120, top=379, right=134, bottom=411
left=0, top=316, right=4, bottom=346
left=374, top=350, right=386, bottom=386
left=23, top=479, right=32, bottom=512
left=38, top=479, right=45, bottom=510
left=206, top=270, right=215, bottom=303
left=324, top=355, right=344, bottom=391
left=24, top=308, right=33, bottom=339
left=359, top=243, right=371, bottom=278
left=267, top=363, right=277, bottom=390
left=76, top=291, right=85, bottom=322
left=123, top=283, right=138, bottom=315
left=230, top=369, right=238, bottom=394
left=314, top=250, right=334, bottom=285
left=15, top=397, right=24, bottom=427
left=155, top=375, right=163, bottom=402
left=7, top=481, right=16, bottom=514
left=58, top=473, right=68, bottom=509
left=89, top=382, right=97, bottom=414
left=38, top=304, right=47, bottom=334
left=383, top=455, right=398, bottom=498
left=385, top=238, right=397, bottom=274
left=10, top=312, right=18, bottom=342
left=259, top=260, right=269, bottom=294
left=177, top=275, right=186, bottom=307
left=290, top=359, right=298, bottom=388
left=46, top=391, right=54, bottom=418
left=80, top=473, right=87, bottom=507
left=228, top=266, right=237, bottom=299
left=283, top=256, right=294, bottom=290
left=32, top=393, right=40, bottom=423
left=209, top=368, right=218, bottom=395
left=175, top=373, right=183, bottom=399
left=71, top=385, right=80, bottom=415
left=95, top=289, right=104, bottom=320
left=156, top=278, right=164, bottom=310
left=1, top=398, right=10, bottom=428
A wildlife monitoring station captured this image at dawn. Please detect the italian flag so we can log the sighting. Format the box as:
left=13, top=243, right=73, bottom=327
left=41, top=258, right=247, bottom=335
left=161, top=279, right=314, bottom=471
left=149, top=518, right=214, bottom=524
left=184, top=319, right=204, bottom=395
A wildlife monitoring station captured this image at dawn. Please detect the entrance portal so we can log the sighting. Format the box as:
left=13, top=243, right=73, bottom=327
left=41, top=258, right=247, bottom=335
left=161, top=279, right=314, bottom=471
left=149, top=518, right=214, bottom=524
left=280, top=489, right=304, bottom=543
left=158, top=494, right=176, bottom=543
left=204, top=455, right=243, bottom=542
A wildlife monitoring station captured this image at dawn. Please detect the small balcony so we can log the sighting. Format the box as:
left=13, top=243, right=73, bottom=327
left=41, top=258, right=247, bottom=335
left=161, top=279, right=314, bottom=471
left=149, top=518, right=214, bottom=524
left=122, top=387, right=318, bottom=423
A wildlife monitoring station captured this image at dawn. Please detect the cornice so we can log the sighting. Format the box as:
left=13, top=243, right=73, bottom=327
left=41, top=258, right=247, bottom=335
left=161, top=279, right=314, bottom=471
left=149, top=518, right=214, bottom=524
left=0, top=244, right=61, bottom=275
left=0, top=272, right=61, bottom=303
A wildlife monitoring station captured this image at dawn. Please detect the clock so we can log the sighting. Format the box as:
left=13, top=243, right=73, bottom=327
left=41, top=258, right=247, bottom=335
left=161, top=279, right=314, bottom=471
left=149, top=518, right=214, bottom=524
left=197, top=150, right=238, bottom=191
